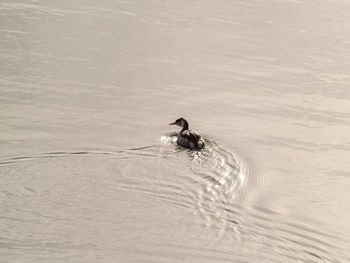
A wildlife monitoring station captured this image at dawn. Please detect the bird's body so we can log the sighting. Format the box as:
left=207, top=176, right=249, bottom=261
left=169, top=118, right=205, bottom=150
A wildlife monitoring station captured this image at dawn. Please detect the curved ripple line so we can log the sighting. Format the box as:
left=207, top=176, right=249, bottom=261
left=0, top=142, right=179, bottom=166
left=0, top=135, right=256, bottom=250
left=182, top=138, right=255, bottom=245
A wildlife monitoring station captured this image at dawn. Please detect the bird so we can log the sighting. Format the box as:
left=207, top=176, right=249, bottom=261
left=169, top=117, right=205, bottom=150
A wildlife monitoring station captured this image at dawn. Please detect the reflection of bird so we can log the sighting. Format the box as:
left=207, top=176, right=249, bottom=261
left=169, top=117, right=205, bottom=150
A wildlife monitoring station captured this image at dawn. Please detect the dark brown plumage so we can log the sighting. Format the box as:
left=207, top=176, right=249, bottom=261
left=169, top=118, right=205, bottom=149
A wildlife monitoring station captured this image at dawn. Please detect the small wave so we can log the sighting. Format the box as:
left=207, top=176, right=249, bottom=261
left=0, top=135, right=254, bottom=250
left=0, top=144, right=175, bottom=166
left=180, top=138, right=254, bottom=244
left=2, top=135, right=344, bottom=261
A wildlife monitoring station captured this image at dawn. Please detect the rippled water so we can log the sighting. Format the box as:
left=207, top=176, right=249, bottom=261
left=1, top=0, right=350, bottom=262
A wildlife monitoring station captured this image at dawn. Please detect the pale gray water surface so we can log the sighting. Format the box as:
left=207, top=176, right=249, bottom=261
left=1, top=0, right=350, bottom=262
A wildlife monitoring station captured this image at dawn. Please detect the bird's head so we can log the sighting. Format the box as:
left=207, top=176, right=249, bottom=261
left=169, top=117, right=188, bottom=128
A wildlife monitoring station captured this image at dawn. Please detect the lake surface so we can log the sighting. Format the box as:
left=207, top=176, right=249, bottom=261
left=1, top=0, right=350, bottom=262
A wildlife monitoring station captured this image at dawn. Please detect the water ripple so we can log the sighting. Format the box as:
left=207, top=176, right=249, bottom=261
left=0, top=135, right=347, bottom=262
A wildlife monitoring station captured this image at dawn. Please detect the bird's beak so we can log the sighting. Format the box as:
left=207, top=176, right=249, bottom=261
left=169, top=122, right=176, bottom=125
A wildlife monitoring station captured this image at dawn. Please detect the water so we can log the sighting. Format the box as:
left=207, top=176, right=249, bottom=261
left=1, top=0, right=350, bottom=262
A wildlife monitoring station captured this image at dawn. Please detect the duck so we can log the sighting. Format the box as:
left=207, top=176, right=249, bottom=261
left=169, top=117, right=205, bottom=150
